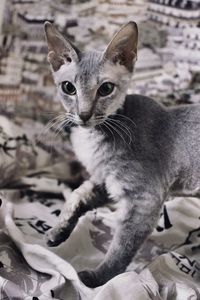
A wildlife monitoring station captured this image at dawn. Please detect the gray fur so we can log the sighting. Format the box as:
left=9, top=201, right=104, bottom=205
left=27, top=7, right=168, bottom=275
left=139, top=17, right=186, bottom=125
left=44, top=22, right=200, bottom=288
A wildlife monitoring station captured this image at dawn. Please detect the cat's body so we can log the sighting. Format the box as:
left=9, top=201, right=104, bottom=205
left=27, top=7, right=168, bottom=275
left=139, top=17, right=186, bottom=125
left=44, top=21, right=200, bottom=288
left=72, top=94, right=200, bottom=201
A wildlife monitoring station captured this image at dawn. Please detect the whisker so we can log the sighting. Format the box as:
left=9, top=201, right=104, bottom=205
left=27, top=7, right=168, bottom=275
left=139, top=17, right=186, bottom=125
left=107, top=117, right=132, bottom=145
left=36, top=114, right=72, bottom=153
left=39, top=110, right=63, bottom=116
left=113, top=113, right=137, bottom=128
left=56, top=119, right=72, bottom=139
left=37, top=116, right=65, bottom=142
left=114, top=120, right=133, bottom=142
left=50, top=120, right=73, bottom=154
left=108, top=117, right=132, bottom=133
left=95, top=115, right=106, bottom=120
left=53, top=115, right=74, bottom=138
left=40, top=113, right=74, bottom=135
left=97, top=123, right=105, bottom=137
left=103, top=121, right=116, bottom=151
left=45, top=120, right=66, bottom=153
left=105, top=120, right=126, bottom=147
left=42, top=117, right=66, bottom=136
left=54, top=119, right=67, bottom=138
left=105, top=120, right=131, bottom=148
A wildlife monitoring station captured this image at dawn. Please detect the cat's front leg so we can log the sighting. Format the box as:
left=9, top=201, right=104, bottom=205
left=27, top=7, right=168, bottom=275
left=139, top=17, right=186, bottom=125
left=79, top=188, right=164, bottom=287
left=46, top=180, right=108, bottom=247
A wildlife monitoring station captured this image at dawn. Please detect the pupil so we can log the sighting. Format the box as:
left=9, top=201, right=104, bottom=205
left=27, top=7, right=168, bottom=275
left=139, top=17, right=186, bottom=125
left=67, top=83, right=74, bottom=92
left=104, top=84, right=110, bottom=92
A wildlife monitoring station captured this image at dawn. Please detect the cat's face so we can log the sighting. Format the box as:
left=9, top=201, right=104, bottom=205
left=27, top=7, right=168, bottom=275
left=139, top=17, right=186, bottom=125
left=44, top=22, right=138, bottom=127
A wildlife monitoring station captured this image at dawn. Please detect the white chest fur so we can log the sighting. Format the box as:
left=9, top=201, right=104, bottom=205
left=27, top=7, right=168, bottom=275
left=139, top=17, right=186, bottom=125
left=70, top=127, right=107, bottom=183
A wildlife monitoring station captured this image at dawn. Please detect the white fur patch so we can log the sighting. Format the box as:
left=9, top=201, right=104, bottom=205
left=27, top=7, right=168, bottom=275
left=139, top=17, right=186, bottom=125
left=61, top=180, right=94, bottom=221
left=106, top=174, right=124, bottom=200
left=71, top=126, right=107, bottom=184
left=53, top=62, right=77, bottom=85
left=70, top=180, right=94, bottom=207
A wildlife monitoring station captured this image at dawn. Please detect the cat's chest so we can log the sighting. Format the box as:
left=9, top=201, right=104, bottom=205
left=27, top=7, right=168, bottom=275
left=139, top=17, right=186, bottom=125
left=70, top=127, right=107, bottom=179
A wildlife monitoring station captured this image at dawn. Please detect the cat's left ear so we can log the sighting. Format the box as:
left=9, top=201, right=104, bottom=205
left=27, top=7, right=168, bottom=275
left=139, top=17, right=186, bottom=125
left=104, top=22, right=138, bottom=72
left=44, top=22, right=81, bottom=71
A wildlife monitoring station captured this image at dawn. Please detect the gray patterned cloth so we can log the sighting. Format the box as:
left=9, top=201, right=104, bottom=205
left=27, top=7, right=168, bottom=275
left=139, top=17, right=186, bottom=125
left=0, top=116, right=200, bottom=300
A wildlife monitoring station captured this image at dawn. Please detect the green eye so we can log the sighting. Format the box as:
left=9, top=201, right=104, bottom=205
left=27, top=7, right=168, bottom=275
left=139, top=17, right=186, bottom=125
left=98, top=82, right=115, bottom=97
left=61, top=81, right=76, bottom=95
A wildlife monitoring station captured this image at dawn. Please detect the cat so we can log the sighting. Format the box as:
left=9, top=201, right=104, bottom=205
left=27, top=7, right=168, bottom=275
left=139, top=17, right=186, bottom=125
left=44, top=21, right=200, bottom=288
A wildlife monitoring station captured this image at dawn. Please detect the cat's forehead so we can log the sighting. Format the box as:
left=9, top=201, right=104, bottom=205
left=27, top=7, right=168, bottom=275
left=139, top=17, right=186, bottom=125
left=53, top=49, right=129, bottom=86
left=77, top=51, right=129, bottom=83
left=54, top=50, right=103, bottom=85
left=77, top=50, right=103, bottom=81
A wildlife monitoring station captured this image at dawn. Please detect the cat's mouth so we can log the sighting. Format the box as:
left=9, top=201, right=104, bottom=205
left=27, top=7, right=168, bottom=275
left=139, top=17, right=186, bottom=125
left=78, top=117, right=106, bottom=128
left=80, top=123, right=91, bottom=128
left=80, top=122, right=100, bottom=129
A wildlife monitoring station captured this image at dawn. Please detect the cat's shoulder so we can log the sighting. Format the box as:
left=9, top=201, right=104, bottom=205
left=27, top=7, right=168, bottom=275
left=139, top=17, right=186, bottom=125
left=125, top=94, right=165, bottom=108
left=125, top=94, right=200, bottom=114
left=123, top=94, right=166, bottom=116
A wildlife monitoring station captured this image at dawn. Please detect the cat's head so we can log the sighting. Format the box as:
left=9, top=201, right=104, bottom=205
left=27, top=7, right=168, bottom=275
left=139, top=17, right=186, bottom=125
left=44, top=21, right=138, bottom=127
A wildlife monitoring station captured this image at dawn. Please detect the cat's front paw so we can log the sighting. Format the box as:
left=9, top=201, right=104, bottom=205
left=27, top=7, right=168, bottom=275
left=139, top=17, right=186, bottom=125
left=78, top=270, right=102, bottom=288
left=45, top=224, right=72, bottom=247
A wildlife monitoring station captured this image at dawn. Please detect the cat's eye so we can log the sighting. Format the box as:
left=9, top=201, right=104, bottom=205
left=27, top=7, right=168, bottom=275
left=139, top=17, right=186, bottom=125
left=97, top=82, right=115, bottom=97
left=61, top=81, right=76, bottom=95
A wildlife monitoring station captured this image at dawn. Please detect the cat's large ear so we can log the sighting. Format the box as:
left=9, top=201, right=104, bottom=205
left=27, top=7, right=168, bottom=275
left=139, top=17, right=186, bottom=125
left=44, top=22, right=81, bottom=71
left=104, top=22, right=138, bottom=72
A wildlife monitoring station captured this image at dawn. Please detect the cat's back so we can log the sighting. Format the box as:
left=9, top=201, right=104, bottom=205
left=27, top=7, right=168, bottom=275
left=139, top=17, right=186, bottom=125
left=123, top=94, right=200, bottom=139
left=168, top=103, right=200, bottom=145
left=168, top=103, right=200, bottom=157
left=169, top=103, right=200, bottom=126
left=168, top=103, right=200, bottom=189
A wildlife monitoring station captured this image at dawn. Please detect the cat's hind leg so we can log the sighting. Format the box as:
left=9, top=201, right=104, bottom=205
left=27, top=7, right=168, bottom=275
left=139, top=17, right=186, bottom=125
left=46, top=180, right=108, bottom=247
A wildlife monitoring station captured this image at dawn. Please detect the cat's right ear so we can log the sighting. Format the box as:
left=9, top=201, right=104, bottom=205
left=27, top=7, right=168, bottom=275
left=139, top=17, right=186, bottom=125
left=44, top=22, right=81, bottom=71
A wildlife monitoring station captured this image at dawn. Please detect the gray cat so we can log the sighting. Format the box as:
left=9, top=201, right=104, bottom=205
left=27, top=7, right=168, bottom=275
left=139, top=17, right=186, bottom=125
left=44, top=21, right=200, bottom=288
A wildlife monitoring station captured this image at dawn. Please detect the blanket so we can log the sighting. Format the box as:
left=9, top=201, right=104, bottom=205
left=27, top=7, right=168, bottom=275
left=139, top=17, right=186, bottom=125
left=0, top=115, right=200, bottom=300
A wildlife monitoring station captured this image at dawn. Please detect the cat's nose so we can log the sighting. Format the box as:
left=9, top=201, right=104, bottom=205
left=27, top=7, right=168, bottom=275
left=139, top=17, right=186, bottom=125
left=79, top=112, right=91, bottom=123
